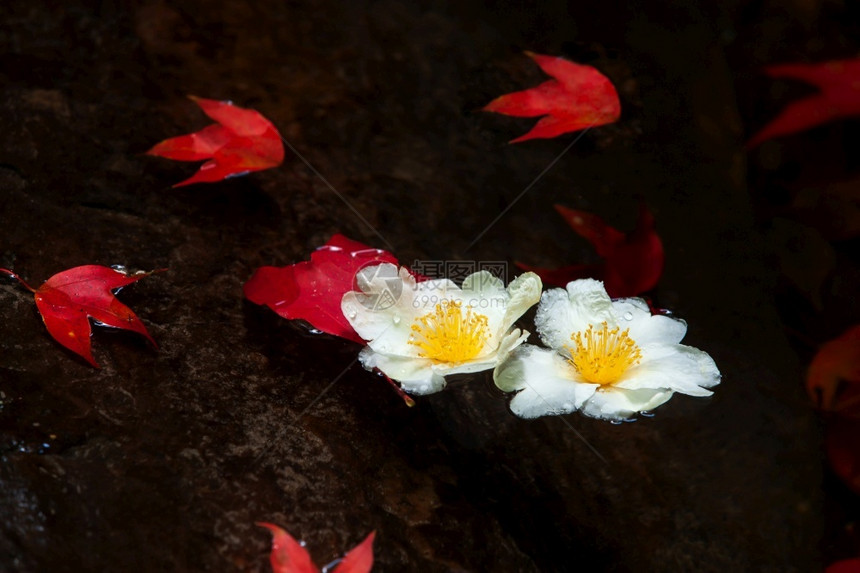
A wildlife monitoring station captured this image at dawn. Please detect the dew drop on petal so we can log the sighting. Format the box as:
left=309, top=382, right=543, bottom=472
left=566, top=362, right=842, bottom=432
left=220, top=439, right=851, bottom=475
left=348, top=311, right=357, bottom=319
left=640, top=410, right=655, bottom=418
left=610, top=419, right=623, bottom=425
left=307, top=328, right=324, bottom=335
left=623, top=312, right=634, bottom=321
left=392, top=315, right=401, bottom=324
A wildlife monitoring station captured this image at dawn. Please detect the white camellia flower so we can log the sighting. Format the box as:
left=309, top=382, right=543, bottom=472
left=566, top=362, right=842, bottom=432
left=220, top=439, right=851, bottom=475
left=494, top=278, right=720, bottom=420
left=341, top=263, right=542, bottom=395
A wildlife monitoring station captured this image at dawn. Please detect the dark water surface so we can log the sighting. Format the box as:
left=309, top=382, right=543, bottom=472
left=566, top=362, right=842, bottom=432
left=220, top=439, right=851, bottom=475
left=1, top=1, right=843, bottom=570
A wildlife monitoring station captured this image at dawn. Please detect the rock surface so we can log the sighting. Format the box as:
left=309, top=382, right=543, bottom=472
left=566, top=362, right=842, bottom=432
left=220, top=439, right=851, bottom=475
left=1, top=1, right=823, bottom=571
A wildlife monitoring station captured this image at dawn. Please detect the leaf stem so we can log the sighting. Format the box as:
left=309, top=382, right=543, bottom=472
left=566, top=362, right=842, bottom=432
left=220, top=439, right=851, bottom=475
left=0, top=268, right=36, bottom=293
left=373, top=368, right=415, bottom=407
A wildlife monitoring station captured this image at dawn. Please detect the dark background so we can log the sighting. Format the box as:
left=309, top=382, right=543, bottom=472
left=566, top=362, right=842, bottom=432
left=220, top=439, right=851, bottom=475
left=1, top=0, right=857, bottom=571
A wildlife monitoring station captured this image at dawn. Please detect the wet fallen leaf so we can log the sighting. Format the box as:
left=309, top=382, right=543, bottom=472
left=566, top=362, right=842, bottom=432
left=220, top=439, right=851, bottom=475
left=806, top=325, right=860, bottom=410
left=517, top=203, right=663, bottom=297
left=244, top=234, right=398, bottom=343
left=826, top=557, right=860, bottom=573
left=483, top=51, right=621, bottom=143
left=0, top=265, right=161, bottom=367
left=827, top=417, right=860, bottom=496
left=748, top=58, right=860, bottom=148
left=257, top=522, right=375, bottom=573
left=147, top=96, right=284, bottom=187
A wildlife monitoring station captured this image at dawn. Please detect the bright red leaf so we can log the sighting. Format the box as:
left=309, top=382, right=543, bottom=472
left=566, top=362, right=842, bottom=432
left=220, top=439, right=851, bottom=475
left=147, top=96, right=285, bottom=187
left=806, top=325, right=860, bottom=410
left=748, top=58, right=860, bottom=148
left=827, top=558, right=860, bottom=573
left=244, top=234, right=398, bottom=343
left=517, top=203, right=663, bottom=298
left=483, top=51, right=621, bottom=143
left=827, top=417, right=860, bottom=496
left=257, top=522, right=375, bottom=573
left=0, top=265, right=161, bottom=367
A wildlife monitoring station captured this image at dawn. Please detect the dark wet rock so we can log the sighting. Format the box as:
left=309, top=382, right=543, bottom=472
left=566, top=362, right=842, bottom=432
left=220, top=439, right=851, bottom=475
left=1, top=1, right=824, bottom=571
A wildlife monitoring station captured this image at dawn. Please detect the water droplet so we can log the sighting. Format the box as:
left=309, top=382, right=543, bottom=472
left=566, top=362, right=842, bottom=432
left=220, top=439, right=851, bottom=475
left=307, top=328, right=324, bottom=335
left=392, top=315, right=401, bottom=324
left=610, top=419, right=623, bottom=425
left=623, top=312, right=633, bottom=321
left=347, top=311, right=357, bottom=319
left=110, top=264, right=127, bottom=273
left=299, top=540, right=307, bottom=547
left=639, top=410, right=655, bottom=418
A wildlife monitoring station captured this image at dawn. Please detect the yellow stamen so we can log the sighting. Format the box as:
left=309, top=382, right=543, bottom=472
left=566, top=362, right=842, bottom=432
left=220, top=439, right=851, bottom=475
left=566, top=321, right=641, bottom=385
left=409, top=301, right=490, bottom=363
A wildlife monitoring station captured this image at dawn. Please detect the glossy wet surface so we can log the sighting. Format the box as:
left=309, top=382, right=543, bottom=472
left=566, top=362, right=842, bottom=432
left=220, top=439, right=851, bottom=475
left=1, top=1, right=848, bottom=570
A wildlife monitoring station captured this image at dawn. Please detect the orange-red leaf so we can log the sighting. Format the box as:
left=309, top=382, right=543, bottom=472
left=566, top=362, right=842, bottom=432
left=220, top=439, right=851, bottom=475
left=748, top=58, right=860, bottom=148
left=331, top=531, right=375, bottom=573
left=806, top=325, right=860, bottom=410
left=257, top=523, right=375, bottom=573
left=147, top=96, right=284, bottom=187
left=826, top=558, right=860, bottom=573
left=826, top=417, right=860, bottom=496
left=243, top=235, right=398, bottom=343
left=483, top=51, right=621, bottom=143
left=1, top=265, right=160, bottom=367
left=517, top=203, right=663, bottom=297
left=257, top=523, right=317, bottom=573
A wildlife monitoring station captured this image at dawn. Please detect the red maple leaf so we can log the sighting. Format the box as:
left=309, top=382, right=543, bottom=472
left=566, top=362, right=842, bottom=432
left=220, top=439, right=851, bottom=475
left=257, top=522, right=375, bottom=573
left=806, top=324, right=860, bottom=410
left=748, top=58, right=860, bottom=148
left=483, top=51, right=621, bottom=143
left=826, top=558, right=860, bottom=573
left=1, top=265, right=161, bottom=367
left=244, top=234, right=398, bottom=343
left=827, top=417, right=860, bottom=497
left=517, top=203, right=663, bottom=298
left=147, top=96, right=285, bottom=187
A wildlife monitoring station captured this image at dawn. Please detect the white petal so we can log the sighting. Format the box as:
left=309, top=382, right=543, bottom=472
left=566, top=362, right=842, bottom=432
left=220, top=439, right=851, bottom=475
left=535, top=279, right=614, bottom=351
left=460, top=270, right=505, bottom=296
left=579, top=387, right=674, bottom=421
left=358, top=347, right=446, bottom=394
left=342, top=264, right=418, bottom=343
left=610, top=296, right=651, bottom=317
left=500, top=272, right=542, bottom=333
left=615, top=344, right=721, bottom=396
left=494, top=345, right=599, bottom=419
left=612, top=300, right=687, bottom=346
